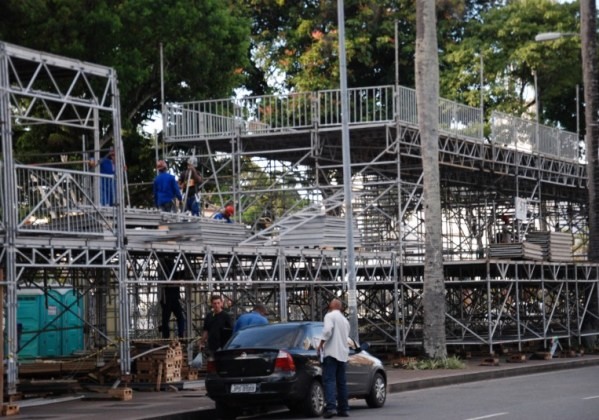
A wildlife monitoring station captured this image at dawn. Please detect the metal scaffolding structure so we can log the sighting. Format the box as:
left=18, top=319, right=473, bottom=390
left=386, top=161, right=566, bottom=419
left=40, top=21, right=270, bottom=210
left=1, top=42, right=598, bottom=395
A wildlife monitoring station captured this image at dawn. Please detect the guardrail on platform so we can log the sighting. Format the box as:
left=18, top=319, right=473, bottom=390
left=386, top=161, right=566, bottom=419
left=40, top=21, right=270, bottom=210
left=15, top=165, right=117, bottom=236
left=165, top=85, right=580, bottom=162
left=490, top=112, right=580, bottom=162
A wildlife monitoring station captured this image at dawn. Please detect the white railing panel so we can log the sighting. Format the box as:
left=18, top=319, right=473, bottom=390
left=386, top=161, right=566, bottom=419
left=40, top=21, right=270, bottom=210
left=490, top=112, right=517, bottom=148
left=396, top=86, right=418, bottom=125
left=235, top=92, right=314, bottom=132
left=15, top=165, right=116, bottom=236
left=438, top=98, right=482, bottom=140
left=165, top=100, right=238, bottom=139
left=538, top=125, right=560, bottom=157
left=319, top=86, right=395, bottom=127
left=491, top=111, right=579, bottom=161
left=559, top=131, right=580, bottom=161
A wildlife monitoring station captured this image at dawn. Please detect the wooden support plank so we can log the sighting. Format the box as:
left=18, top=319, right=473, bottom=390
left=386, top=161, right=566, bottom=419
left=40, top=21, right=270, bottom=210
left=155, top=363, right=163, bottom=392
left=0, top=405, right=19, bottom=416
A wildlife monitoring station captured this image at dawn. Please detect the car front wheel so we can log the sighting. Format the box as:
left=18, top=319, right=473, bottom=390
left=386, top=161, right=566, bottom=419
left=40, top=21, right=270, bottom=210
left=365, top=372, right=387, bottom=408
left=302, top=380, right=325, bottom=417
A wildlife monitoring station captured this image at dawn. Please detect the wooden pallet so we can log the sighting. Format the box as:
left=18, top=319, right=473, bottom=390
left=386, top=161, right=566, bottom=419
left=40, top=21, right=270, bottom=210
left=506, top=354, right=527, bottom=363
left=391, top=357, right=417, bottom=368
left=480, top=357, right=500, bottom=366
left=107, top=387, right=133, bottom=401
left=1, top=404, right=19, bottom=416
left=534, top=352, right=553, bottom=360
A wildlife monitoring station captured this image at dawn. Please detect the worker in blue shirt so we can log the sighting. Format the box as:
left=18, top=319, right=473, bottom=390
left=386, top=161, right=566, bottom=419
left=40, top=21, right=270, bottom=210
left=213, top=205, right=234, bottom=223
left=153, top=160, right=183, bottom=212
left=89, top=147, right=118, bottom=206
left=233, top=304, right=269, bottom=333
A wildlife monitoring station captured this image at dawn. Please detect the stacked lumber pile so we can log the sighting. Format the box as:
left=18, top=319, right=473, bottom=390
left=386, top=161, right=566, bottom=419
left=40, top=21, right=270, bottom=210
left=19, top=359, right=98, bottom=377
left=132, top=341, right=183, bottom=384
left=526, top=231, right=574, bottom=261
left=279, top=215, right=362, bottom=249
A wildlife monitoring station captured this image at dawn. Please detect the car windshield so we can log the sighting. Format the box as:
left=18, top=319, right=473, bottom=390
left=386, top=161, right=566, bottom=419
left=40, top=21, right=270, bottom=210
left=226, top=324, right=303, bottom=349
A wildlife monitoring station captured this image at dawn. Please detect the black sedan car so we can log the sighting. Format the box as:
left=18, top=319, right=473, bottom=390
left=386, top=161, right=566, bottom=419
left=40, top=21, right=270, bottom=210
left=205, top=321, right=387, bottom=419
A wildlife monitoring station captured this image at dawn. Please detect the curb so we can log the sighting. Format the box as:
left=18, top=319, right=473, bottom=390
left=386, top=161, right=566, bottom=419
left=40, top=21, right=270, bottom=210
left=388, top=357, right=599, bottom=393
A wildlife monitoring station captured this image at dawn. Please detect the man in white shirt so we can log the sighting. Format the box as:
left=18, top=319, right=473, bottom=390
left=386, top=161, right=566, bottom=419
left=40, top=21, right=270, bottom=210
left=318, top=298, right=350, bottom=418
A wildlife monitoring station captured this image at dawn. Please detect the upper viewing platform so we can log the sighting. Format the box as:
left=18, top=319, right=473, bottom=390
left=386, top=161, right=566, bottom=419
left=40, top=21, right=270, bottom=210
left=164, top=84, right=580, bottom=164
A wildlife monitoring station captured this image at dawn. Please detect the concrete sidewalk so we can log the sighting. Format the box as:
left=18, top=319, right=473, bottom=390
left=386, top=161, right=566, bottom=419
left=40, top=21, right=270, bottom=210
left=13, top=354, right=599, bottom=419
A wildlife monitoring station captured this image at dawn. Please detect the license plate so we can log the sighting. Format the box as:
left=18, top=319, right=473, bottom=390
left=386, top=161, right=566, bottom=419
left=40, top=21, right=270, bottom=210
left=231, top=383, right=257, bottom=393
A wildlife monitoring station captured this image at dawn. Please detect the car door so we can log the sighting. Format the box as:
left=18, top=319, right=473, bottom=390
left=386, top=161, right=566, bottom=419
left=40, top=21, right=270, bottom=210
left=346, top=341, right=373, bottom=395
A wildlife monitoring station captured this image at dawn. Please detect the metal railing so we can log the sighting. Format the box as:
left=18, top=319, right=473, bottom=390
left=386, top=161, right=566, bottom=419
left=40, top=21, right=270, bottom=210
left=491, top=111, right=580, bottom=162
left=165, top=85, right=580, bottom=163
left=319, top=86, right=395, bottom=126
left=15, top=165, right=116, bottom=236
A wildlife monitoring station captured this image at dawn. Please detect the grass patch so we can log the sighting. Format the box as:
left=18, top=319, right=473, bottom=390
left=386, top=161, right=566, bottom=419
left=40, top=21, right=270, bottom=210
left=405, top=355, right=466, bottom=370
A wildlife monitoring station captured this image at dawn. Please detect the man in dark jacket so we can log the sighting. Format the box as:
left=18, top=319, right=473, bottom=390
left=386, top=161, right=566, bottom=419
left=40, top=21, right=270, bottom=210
left=160, top=285, right=186, bottom=339
left=200, top=294, right=233, bottom=355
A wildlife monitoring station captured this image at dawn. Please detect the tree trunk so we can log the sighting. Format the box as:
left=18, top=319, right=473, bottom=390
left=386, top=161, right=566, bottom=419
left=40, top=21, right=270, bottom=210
left=581, top=1, right=599, bottom=260
left=415, top=0, right=446, bottom=359
left=580, top=0, right=599, bottom=347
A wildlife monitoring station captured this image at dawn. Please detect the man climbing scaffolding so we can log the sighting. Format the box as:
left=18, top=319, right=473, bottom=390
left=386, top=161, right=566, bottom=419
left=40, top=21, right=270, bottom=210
left=179, top=157, right=202, bottom=216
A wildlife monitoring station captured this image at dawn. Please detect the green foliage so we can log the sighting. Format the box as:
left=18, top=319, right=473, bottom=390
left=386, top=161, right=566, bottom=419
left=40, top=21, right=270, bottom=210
left=237, top=0, right=410, bottom=92
left=1, top=0, right=250, bottom=114
left=237, top=0, right=501, bottom=94
left=441, top=0, right=581, bottom=132
left=405, top=355, right=466, bottom=370
left=0, top=0, right=251, bottom=188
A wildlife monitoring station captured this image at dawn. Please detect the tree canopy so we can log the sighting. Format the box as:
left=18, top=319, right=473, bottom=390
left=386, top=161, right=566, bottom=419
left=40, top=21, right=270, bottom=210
left=441, top=0, right=581, bottom=131
left=0, top=0, right=251, bottom=203
left=237, top=0, right=502, bottom=93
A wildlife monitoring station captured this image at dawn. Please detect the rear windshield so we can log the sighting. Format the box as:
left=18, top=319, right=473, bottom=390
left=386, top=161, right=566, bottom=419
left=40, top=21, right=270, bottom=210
left=226, top=324, right=303, bottom=349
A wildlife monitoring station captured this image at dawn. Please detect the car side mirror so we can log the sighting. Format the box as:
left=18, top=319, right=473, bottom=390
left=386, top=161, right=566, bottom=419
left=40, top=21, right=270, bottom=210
left=358, top=342, right=370, bottom=353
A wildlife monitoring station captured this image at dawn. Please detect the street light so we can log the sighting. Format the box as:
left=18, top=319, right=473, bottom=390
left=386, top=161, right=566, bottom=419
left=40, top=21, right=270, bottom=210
left=535, top=32, right=577, bottom=42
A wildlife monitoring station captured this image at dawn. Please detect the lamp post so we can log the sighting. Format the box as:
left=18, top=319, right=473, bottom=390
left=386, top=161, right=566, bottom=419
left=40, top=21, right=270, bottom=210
left=336, top=0, right=359, bottom=341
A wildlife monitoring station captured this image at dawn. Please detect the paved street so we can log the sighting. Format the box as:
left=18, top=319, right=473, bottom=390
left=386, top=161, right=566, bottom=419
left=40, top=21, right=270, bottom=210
left=14, top=355, right=599, bottom=419
left=234, top=366, right=599, bottom=420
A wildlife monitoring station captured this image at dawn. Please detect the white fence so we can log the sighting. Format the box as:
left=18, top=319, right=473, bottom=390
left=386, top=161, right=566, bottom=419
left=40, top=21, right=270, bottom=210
left=491, top=112, right=579, bottom=161
left=14, top=165, right=116, bottom=236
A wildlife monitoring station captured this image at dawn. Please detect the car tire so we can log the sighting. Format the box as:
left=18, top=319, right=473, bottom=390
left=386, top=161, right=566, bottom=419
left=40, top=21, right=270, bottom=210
left=365, top=372, right=387, bottom=408
left=302, top=380, right=325, bottom=417
left=215, top=400, right=240, bottom=420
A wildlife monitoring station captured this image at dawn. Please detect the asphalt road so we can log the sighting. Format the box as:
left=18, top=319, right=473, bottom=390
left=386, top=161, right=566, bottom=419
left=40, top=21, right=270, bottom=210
left=235, top=366, right=599, bottom=420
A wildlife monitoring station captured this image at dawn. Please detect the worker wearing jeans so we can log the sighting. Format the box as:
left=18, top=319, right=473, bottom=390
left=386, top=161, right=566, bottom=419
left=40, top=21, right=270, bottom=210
left=318, top=298, right=350, bottom=418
